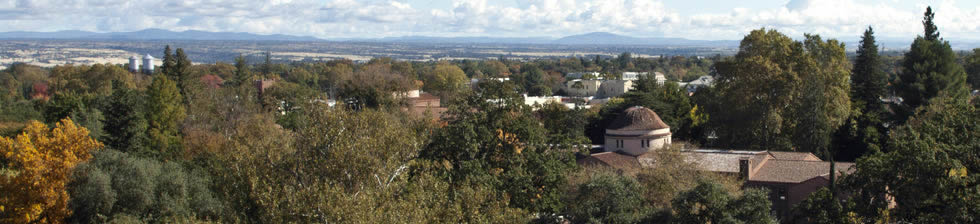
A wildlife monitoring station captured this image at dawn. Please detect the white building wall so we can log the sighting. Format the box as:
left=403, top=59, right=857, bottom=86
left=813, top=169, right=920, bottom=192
left=604, top=128, right=671, bottom=156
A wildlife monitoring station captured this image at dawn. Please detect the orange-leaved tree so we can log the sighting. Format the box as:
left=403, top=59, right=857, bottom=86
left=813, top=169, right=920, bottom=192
left=0, top=118, right=103, bottom=223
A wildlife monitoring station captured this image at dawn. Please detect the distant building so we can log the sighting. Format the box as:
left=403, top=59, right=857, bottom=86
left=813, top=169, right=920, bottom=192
left=654, top=72, right=666, bottom=85
left=565, top=72, right=601, bottom=80
left=563, top=79, right=633, bottom=98
left=564, top=79, right=602, bottom=96
left=393, top=89, right=421, bottom=98
left=578, top=106, right=854, bottom=220
left=402, top=92, right=447, bottom=122
left=141, top=54, right=154, bottom=74
left=679, top=75, right=714, bottom=94
left=255, top=79, right=276, bottom=97
left=601, top=106, right=672, bottom=156
left=621, top=71, right=665, bottom=85
left=621, top=72, right=648, bottom=81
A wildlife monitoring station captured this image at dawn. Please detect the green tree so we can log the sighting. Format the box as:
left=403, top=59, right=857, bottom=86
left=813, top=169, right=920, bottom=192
left=792, top=188, right=857, bottom=224
left=670, top=180, right=776, bottom=224
left=421, top=80, right=581, bottom=215
left=844, top=95, right=979, bottom=222
left=793, top=34, right=851, bottom=155
left=621, top=75, right=695, bottom=139
left=566, top=170, right=648, bottom=224
left=835, top=27, right=890, bottom=160
left=851, top=27, right=889, bottom=113
left=145, top=75, right=185, bottom=159
left=161, top=45, right=175, bottom=77
left=233, top=55, right=252, bottom=86
left=423, top=62, right=467, bottom=96
left=710, top=29, right=850, bottom=152
left=923, top=6, right=939, bottom=41
left=68, top=149, right=221, bottom=223
left=964, top=48, right=980, bottom=90
left=262, top=51, right=272, bottom=76
left=174, top=48, right=193, bottom=97
left=100, top=84, right=149, bottom=154
left=536, top=102, right=589, bottom=145
left=895, top=6, right=970, bottom=122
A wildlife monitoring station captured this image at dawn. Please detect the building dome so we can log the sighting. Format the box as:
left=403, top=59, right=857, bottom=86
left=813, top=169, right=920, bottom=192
left=604, top=106, right=672, bottom=156
left=143, top=54, right=154, bottom=59
left=606, top=106, right=669, bottom=132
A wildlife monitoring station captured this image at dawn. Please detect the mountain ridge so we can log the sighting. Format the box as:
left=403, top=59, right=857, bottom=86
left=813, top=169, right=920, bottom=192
left=0, top=29, right=322, bottom=41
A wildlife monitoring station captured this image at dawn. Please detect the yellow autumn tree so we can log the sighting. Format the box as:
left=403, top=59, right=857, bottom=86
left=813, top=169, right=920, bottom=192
left=0, top=119, right=103, bottom=223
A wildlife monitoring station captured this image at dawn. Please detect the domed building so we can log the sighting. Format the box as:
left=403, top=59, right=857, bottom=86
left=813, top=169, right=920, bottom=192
left=603, top=106, right=671, bottom=156
left=578, top=106, right=857, bottom=220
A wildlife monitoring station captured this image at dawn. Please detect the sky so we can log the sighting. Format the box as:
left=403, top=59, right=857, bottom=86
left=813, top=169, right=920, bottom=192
left=0, top=0, right=978, bottom=41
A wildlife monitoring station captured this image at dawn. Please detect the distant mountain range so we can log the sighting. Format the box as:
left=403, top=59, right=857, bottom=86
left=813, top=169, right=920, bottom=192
left=0, top=28, right=321, bottom=41
left=3, top=29, right=977, bottom=49
left=354, top=32, right=741, bottom=47
left=0, top=29, right=738, bottom=47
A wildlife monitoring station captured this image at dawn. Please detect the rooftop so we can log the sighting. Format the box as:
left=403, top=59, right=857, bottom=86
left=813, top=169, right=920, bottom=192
left=606, top=106, right=669, bottom=131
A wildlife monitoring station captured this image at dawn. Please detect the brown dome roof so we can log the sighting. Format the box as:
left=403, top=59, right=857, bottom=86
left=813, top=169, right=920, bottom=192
left=606, top=106, right=669, bottom=131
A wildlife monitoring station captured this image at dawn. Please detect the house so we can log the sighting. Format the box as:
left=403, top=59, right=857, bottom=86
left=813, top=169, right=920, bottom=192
left=679, top=75, right=714, bottom=94
left=622, top=71, right=666, bottom=85
left=578, top=106, right=855, bottom=220
left=621, top=72, right=648, bottom=81
left=562, top=79, right=634, bottom=98
left=564, top=79, right=602, bottom=96
left=401, top=92, right=447, bottom=121
left=255, top=79, right=276, bottom=97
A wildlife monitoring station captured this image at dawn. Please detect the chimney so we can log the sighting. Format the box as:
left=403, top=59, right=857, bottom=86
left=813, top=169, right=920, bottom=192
left=739, top=157, right=751, bottom=180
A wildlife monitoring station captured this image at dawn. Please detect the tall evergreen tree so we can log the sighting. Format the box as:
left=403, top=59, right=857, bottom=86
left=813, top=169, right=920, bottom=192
left=145, top=74, right=185, bottom=159
left=835, top=26, right=890, bottom=160
left=965, top=48, right=980, bottom=90
left=923, top=7, right=939, bottom=41
left=233, top=54, right=252, bottom=86
left=263, top=51, right=272, bottom=76
left=895, top=6, right=970, bottom=122
left=161, top=45, right=175, bottom=77
left=100, top=83, right=149, bottom=155
left=852, top=27, right=888, bottom=112
left=174, top=48, right=192, bottom=96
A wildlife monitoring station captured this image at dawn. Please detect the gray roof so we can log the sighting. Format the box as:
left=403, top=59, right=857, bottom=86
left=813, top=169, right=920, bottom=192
left=751, top=160, right=854, bottom=183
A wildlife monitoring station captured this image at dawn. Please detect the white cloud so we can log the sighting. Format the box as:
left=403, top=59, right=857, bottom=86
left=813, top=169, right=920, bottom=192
left=0, top=0, right=977, bottom=40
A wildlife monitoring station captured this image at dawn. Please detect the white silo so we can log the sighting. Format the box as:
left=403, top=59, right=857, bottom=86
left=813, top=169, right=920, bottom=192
left=129, top=56, right=139, bottom=72
left=142, top=54, right=154, bottom=74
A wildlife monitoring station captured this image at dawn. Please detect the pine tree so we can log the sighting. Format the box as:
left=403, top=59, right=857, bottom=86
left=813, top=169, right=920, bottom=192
left=834, top=26, right=890, bottom=160
left=233, top=54, right=252, bottom=86
left=852, top=26, right=888, bottom=113
left=100, top=83, right=149, bottom=155
left=161, top=45, right=175, bottom=77
left=145, top=74, right=185, bottom=159
left=895, top=6, right=969, bottom=121
left=174, top=48, right=192, bottom=96
left=923, top=7, right=939, bottom=41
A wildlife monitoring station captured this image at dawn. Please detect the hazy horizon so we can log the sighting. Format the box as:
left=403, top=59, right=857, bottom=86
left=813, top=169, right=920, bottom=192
left=1, top=0, right=978, bottom=41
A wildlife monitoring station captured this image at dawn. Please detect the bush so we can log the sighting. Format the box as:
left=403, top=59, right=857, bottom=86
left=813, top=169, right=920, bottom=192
left=68, top=149, right=222, bottom=223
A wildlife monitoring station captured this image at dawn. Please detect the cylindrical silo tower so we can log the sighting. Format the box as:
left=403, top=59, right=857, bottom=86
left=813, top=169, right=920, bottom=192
left=142, top=54, right=154, bottom=74
left=129, top=56, right=139, bottom=72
